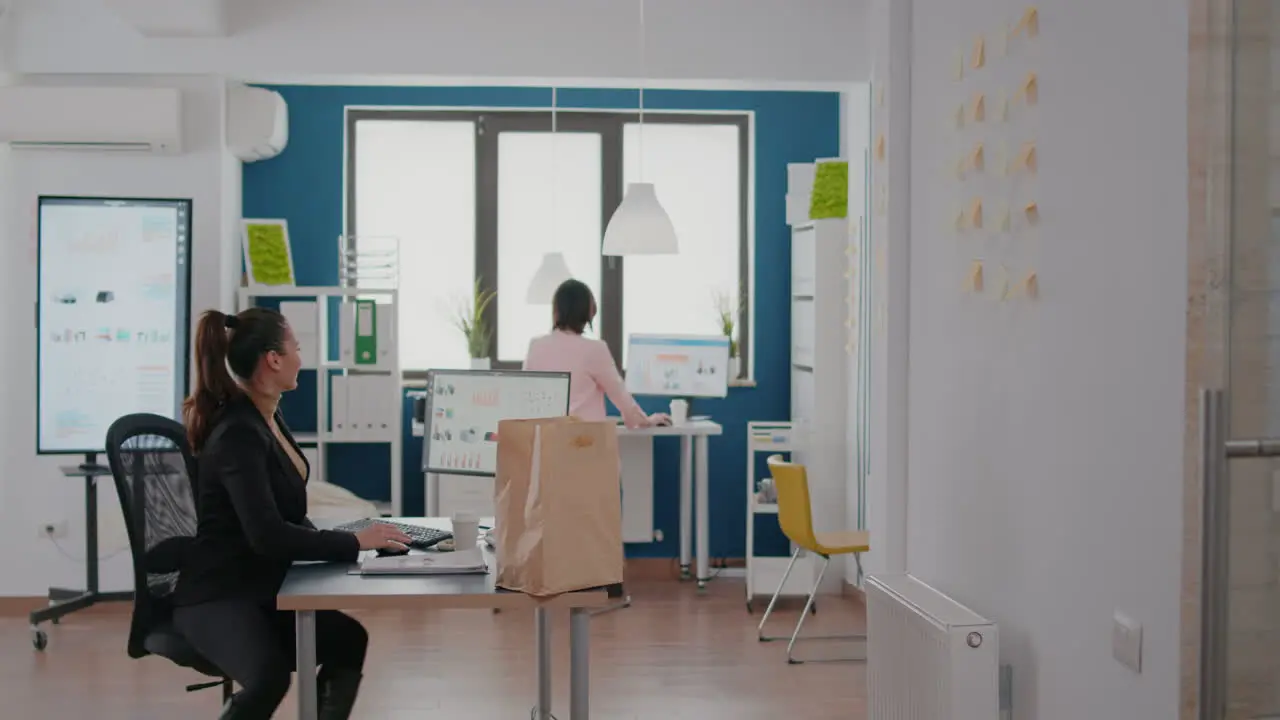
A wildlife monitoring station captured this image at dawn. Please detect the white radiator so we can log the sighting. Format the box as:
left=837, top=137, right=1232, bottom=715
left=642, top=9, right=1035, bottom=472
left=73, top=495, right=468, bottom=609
left=866, top=574, right=999, bottom=720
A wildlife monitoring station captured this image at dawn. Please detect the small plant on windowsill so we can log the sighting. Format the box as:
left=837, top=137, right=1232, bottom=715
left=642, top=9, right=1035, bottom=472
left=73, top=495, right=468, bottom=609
left=715, top=292, right=744, bottom=379
left=453, top=279, right=496, bottom=370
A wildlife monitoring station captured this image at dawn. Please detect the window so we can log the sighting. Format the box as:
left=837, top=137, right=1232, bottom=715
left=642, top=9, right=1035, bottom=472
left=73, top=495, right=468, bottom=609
left=621, top=123, right=744, bottom=367
left=348, top=109, right=750, bottom=378
left=351, top=118, right=475, bottom=372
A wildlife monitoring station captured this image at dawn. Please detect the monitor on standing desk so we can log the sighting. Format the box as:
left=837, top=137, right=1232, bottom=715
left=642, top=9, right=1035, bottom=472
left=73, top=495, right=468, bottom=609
left=421, top=369, right=571, bottom=477
left=624, top=334, right=731, bottom=400
left=36, top=196, right=193, bottom=468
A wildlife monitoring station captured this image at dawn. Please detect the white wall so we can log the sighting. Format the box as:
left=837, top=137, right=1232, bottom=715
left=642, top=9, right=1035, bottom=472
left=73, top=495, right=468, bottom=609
left=12, top=0, right=870, bottom=84
left=902, top=1, right=1188, bottom=718
left=0, top=74, right=234, bottom=595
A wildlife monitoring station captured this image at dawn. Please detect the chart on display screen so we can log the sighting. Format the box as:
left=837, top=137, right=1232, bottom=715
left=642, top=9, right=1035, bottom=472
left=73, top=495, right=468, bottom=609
left=421, top=369, right=570, bottom=476
left=36, top=196, right=193, bottom=455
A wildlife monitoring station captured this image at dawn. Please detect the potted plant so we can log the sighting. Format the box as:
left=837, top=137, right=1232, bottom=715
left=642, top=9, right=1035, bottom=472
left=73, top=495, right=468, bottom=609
left=454, top=279, right=496, bottom=369
left=715, top=292, right=742, bottom=379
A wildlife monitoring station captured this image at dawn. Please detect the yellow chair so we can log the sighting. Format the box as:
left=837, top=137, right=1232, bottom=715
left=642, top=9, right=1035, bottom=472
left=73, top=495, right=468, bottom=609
left=757, top=454, right=869, bottom=664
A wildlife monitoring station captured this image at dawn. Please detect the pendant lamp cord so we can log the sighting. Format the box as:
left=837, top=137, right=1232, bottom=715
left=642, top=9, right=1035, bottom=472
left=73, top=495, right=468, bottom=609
left=551, top=86, right=558, bottom=235
left=637, top=0, right=646, bottom=180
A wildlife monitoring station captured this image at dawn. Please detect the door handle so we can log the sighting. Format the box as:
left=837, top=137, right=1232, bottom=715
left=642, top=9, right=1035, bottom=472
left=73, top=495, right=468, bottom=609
left=1225, top=438, right=1280, bottom=458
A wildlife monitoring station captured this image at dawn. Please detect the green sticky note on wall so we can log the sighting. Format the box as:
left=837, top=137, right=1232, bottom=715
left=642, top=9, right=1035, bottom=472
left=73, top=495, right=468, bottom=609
left=809, top=161, right=849, bottom=219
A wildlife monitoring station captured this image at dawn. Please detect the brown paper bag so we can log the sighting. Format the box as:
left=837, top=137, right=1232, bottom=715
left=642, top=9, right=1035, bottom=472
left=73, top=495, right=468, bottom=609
left=493, top=417, right=624, bottom=596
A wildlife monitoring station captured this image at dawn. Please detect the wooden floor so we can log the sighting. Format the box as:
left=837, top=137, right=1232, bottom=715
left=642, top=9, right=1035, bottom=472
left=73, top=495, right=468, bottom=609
left=2, top=578, right=867, bottom=719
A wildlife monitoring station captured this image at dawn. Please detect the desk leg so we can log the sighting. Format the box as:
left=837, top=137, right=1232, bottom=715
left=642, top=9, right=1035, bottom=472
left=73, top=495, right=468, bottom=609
left=534, top=606, right=552, bottom=720
left=679, top=436, right=693, bottom=579
left=295, top=610, right=318, bottom=720
left=569, top=607, right=590, bottom=719
left=695, top=435, right=710, bottom=590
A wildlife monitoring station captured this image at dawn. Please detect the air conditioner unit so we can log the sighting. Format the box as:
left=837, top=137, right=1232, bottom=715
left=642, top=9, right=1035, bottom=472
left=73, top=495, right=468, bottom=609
left=226, top=84, right=288, bottom=162
left=0, top=86, right=183, bottom=153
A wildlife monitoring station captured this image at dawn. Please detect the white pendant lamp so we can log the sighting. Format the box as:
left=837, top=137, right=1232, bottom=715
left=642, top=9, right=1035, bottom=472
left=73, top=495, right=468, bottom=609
left=602, top=183, right=678, bottom=255
left=526, top=252, right=573, bottom=304
left=601, top=0, right=678, bottom=257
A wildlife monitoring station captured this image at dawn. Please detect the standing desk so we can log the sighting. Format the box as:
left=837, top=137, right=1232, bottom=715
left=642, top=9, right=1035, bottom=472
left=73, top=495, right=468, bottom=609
left=616, top=419, right=723, bottom=588
left=419, top=419, right=724, bottom=589
left=281, top=518, right=608, bottom=720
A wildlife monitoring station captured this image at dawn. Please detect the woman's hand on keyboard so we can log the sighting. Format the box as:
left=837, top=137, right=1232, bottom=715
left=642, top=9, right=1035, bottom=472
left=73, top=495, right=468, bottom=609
left=353, top=523, right=413, bottom=552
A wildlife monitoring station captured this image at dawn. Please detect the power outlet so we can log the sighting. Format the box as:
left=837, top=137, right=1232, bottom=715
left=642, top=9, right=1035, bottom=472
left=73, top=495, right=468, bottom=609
left=1112, top=611, right=1143, bottom=673
left=652, top=528, right=665, bottom=542
left=39, top=521, right=68, bottom=540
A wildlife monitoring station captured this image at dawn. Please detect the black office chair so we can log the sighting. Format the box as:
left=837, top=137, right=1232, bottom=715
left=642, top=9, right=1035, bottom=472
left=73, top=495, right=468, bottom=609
left=105, top=413, right=232, bottom=705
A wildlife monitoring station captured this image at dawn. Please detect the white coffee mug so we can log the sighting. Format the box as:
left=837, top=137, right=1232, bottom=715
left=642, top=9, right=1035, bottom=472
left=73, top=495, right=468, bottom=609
left=670, top=399, right=689, bottom=425
left=451, top=511, right=480, bottom=550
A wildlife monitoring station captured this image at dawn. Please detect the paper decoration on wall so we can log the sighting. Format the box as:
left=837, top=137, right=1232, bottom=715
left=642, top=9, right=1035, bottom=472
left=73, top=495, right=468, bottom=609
left=954, top=52, right=965, bottom=81
left=1016, top=142, right=1038, bottom=173
left=954, top=104, right=966, bottom=129
left=969, top=142, right=985, bottom=172
left=1021, top=271, right=1039, bottom=299
left=955, top=155, right=966, bottom=180
left=968, top=261, right=985, bottom=292
left=971, top=36, right=986, bottom=69
left=1015, top=6, right=1040, bottom=37
left=809, top=160, right=849, bottom=219
left=997, top=264, right=1011, bottom=300
left=1016, top=71, right=1039, bottom=106
left=968, top=198, right=984, bottom=229
left=242, top=219, right=297, bottom=287
left=954, top=206, right=967, bottom=231
left=875, top=133, right=886, bottom=162
left=1024, top=201, right=1040, bottom=224
left=970, top=93, right=986, bottom=122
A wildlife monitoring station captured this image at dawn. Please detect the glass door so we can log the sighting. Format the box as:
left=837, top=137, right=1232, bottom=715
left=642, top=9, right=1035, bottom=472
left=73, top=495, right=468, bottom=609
left=1206, top=3, right=1280, bottom=718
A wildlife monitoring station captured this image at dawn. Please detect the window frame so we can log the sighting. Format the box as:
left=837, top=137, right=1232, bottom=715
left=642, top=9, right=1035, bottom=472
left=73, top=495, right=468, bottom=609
left=346, top=108, right=751, bottom=381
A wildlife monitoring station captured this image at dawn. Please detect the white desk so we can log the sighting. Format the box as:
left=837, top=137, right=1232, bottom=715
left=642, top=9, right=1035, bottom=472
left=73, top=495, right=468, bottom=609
left=418, top=419, right=724, bottom=588
left=616, top=419, right=723, bottom=588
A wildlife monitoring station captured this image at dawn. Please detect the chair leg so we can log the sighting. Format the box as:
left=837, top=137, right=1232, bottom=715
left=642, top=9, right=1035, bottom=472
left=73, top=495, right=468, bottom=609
left=782, top=555, right=867, bottom=665
left=221, top=677, right=233, bottom=703
left=757, top=548, right=802, bottom=641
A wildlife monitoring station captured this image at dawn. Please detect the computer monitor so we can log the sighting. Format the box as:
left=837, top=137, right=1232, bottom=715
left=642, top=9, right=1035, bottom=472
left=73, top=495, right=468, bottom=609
left=624, top=334, right=731, bottom=399
left=421, top=369, right=571, bottom=477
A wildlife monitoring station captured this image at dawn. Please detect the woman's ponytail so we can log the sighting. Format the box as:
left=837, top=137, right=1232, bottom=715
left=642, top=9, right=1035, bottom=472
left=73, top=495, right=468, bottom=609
left=183, top=310, right=241, bottom=452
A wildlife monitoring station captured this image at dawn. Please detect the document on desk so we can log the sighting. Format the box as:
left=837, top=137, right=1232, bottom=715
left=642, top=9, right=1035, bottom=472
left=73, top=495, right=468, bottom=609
left=355, top=548, right=488, bottom=576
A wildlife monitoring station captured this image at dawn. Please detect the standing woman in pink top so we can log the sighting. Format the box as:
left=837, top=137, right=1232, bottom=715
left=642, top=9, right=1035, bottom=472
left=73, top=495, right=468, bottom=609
left=524, top=279, right=669, bottom=429
left=524, top=279, right=668, bottom=606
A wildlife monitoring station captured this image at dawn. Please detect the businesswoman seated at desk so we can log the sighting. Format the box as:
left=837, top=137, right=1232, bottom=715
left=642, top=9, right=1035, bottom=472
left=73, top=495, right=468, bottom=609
left=173, top=308, right=411, bottom=720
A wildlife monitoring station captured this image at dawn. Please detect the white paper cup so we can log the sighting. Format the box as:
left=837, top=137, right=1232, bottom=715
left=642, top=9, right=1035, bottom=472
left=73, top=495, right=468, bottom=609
left=451, top=511, right=480, bottom=549
left=670, top=399, right=689, bottom=425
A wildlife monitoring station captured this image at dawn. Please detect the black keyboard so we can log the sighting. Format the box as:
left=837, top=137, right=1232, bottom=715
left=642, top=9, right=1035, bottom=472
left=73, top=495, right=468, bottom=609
left=331, top=519, right=453, bottom=550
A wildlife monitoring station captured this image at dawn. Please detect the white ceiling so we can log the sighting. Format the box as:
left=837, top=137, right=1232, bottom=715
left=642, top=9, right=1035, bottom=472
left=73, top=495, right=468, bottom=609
left=10, top=0, right=870, bottom=86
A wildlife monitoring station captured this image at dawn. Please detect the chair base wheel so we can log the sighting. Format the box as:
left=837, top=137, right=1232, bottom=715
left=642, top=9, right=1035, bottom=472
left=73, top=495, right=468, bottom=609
left=31, top=627, right=48, bottom=651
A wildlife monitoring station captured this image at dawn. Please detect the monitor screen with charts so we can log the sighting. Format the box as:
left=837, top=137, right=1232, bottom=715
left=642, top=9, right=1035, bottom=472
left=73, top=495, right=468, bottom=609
left=422, top=369, right=571, bottom=477
left=36, top=196, right=193, bottom=455
left=625, top=334, right=731, bottom=398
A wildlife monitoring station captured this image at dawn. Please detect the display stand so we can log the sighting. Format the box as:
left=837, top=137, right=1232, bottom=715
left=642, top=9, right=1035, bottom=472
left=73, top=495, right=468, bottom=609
left=30, top=456, right=133, bottom=650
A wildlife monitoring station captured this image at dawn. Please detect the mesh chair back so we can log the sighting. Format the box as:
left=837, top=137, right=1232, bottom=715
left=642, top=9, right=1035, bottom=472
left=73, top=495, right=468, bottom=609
left=105, top=413, right=197, bottom=659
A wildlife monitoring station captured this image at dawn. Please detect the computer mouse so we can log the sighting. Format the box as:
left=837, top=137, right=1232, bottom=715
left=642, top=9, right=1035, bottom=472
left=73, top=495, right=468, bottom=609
left=376, top=545, right=410, bottom=557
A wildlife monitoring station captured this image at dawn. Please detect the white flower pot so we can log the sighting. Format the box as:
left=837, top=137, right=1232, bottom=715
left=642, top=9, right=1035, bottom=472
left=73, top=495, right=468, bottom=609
left=470, top=357, right=491, bottom=370
left=729, top=356, right=740, bottom=379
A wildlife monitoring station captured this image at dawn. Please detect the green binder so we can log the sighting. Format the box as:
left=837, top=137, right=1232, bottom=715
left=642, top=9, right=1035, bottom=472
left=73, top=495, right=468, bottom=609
left=354, top=299, right=377, bottom=365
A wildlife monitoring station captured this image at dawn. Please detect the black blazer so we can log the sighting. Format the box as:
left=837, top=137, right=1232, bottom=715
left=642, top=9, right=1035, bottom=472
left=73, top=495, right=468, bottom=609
left=173, top=394, right=360, bottom=607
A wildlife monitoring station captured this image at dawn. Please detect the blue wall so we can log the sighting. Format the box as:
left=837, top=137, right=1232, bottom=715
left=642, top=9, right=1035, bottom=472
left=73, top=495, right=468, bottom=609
left=242, top=85, right=840, bottom=559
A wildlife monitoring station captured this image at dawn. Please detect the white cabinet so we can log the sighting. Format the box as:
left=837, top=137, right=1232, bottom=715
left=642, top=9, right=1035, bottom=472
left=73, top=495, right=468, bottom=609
left=789, top=219, right=848, bottom=594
